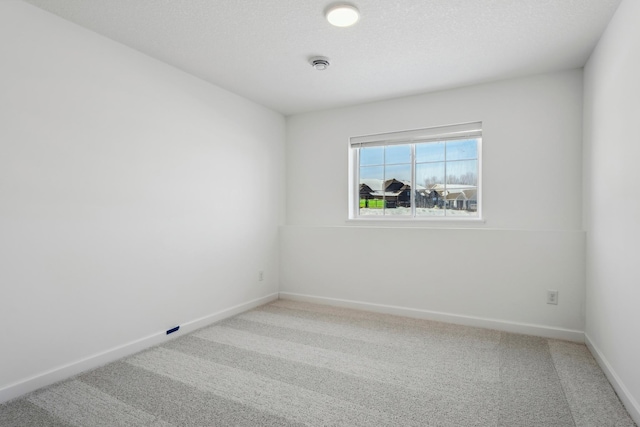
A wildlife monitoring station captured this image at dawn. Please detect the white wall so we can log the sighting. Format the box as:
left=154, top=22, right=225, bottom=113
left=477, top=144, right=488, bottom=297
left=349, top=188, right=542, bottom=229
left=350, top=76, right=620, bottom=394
left=282, top=70, right=586, bottom=339
left=583, top=0, right=640, bottom=421
left=0, top=0, right=284, bottom=402
left=287, top=70, right=583, bottom=230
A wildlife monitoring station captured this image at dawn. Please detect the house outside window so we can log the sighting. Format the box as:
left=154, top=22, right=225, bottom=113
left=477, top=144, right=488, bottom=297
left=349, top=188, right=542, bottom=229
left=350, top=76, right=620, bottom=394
left=349, top=122, right=482, bottom=219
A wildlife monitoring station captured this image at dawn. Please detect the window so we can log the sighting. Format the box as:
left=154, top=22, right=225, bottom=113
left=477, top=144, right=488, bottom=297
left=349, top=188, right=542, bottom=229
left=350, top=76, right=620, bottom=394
left=350, top=122, right=482, bottom=219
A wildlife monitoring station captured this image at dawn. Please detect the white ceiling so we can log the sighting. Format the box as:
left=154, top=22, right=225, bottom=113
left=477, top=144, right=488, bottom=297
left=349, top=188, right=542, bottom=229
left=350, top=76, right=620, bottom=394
left=23, top=0, right=621, bottom=116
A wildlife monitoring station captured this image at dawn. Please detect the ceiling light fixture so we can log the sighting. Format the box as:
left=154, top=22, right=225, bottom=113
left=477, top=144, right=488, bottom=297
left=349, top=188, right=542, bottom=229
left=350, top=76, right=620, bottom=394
left=310, top=56, right=330, bottom=70
left=325, top=4, right=360, bottom=27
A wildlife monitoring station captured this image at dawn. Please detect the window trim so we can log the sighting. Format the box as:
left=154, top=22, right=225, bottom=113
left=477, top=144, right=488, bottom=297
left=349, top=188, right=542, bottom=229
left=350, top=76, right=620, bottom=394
left=348, top=122, right=483, bottom=221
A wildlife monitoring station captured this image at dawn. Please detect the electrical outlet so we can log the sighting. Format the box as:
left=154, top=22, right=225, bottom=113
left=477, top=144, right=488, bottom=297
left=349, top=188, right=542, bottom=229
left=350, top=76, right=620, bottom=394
left=547, top=290, right=559, bottom=305
left=258, top=271, right=264, bottom=281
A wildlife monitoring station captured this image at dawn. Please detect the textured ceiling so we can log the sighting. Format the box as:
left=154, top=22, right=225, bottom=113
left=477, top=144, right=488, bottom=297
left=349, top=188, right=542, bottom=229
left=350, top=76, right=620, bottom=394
left=22, top=0, right=621, bottom=115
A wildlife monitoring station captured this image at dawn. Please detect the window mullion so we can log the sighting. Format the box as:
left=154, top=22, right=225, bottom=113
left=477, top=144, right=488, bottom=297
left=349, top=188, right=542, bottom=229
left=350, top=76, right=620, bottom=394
left=382, top=146, right=386, bottom=216
left=355, top=147, right=360, bottom=217
left=411, top=144, right=416, bottom=217
left=443, top=141, right=447, bottom=216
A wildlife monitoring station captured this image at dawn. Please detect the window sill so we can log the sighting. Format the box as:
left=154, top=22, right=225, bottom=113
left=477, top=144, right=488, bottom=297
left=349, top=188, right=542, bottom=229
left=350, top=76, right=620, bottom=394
left=346, top=216, right=486, bottom=227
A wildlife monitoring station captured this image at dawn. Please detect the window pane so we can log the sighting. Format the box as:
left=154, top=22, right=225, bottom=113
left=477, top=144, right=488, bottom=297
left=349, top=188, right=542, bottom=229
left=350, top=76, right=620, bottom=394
left=446, top=159, right=477, bottom=186
left=416, top=162, right=444, bottom=189
left=360, top=146, right=384, bottom=166
left=444, top=159, right=478, bottom=217
left=416, top=141, right=444, bottom=163
left=385, top=164, right=411, bottom=183
left=444, top=191, right=479, bottom=216
left=383, top=196, right=412, bottom=216
left=359, top=197, right=385, bottom=215
left=360, top=165, right=384, bottom=181
left=382, top=164, right=411, bottom=216
left=415, top=162, right=445, bottom=216
left=359, top=166, right=383, bottom=216
left=446, top=139, right=477, bottom=161
left=385, top=144, right=411, bottom=164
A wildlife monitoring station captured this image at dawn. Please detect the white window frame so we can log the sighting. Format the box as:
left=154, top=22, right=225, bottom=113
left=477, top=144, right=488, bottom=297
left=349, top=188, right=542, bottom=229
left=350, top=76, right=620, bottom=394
left=348, top=122, right=483, bottom=220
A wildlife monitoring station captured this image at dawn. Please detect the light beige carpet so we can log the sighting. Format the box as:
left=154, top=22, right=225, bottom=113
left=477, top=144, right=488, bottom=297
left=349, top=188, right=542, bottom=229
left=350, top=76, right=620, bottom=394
left=0, top=299, right=636, bottom=426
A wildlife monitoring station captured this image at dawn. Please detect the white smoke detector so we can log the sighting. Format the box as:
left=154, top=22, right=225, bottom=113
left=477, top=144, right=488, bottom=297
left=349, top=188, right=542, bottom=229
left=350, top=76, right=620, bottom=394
left=310, top=56, right=330, bottom=71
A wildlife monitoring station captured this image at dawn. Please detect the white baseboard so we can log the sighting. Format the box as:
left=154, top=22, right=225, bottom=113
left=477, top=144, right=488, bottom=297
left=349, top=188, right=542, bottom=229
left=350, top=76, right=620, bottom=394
left=585, top=333, right=640, bottom=425
left=278, top=292, right=585, bottom=342
left=0, top=293, right=278, bottom=405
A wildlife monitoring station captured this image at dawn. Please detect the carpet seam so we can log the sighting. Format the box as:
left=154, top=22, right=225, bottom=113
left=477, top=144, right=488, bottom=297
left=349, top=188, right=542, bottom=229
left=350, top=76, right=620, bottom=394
left=546, top=338, right=578, bottom=427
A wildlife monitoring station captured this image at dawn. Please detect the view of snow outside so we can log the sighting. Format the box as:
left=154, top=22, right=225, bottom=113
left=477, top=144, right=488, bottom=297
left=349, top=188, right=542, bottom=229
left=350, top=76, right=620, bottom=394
left=358, top=138, right=479, bottom=217
left=359, top=207, right=477, bottom=216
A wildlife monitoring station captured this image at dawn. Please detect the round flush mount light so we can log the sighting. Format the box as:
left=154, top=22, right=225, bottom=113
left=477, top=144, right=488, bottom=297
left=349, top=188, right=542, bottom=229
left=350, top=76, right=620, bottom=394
left=325, top=4, right=360, bottom=27
left=310, top=56, right=330, bottom=70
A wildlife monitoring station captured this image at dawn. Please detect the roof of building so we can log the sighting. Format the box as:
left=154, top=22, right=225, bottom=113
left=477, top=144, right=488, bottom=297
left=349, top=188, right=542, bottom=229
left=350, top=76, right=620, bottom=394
left=360, top=178, right=426, bottom=192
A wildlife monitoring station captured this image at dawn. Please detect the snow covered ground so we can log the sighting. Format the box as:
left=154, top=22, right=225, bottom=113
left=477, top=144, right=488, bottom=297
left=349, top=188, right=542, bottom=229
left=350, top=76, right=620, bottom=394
left=359, top=207, right=478, bottom=217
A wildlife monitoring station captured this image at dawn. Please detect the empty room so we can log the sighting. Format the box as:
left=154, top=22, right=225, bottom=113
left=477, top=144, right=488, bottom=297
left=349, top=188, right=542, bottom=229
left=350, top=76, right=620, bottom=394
left=1, top=0, right=639, bottom=425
